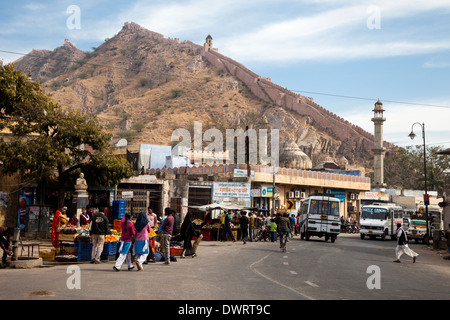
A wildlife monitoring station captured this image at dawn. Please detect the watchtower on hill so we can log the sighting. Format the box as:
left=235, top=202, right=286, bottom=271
left=204, top=35, right=218, bottom=52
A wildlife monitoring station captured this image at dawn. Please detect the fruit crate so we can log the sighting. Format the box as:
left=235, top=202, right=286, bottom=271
left=100, top=254, right=116, bottom=262
left=102, top=242, right=118, bottom=255
left=170, top=247, right=183, bottom=256
left=113, top=219, right=122, bottom=232
left=77, top=253, right=92, bottom=262
left=112, top=200, right=127, bottom=219
left=201, top=229, right=212, bottom=241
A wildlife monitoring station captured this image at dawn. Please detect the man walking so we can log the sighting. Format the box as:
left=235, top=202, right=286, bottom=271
left=90, top=209, right=110, bottom=264
left=240, top=211, right=249, bottom=244
left=161, top=208, right=174, bottom=265
left=394, top=223, right=418, bottom=263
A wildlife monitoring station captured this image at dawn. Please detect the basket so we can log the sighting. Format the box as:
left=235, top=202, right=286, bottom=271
left=170, top=247, right=183, bottom=256
left=39, top=249, right=56, bottom=261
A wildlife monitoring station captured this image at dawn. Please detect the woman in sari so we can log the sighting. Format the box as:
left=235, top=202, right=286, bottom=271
left=51, top=210, right=62, bottom=248
left=133, top=211, right=151, bottom=271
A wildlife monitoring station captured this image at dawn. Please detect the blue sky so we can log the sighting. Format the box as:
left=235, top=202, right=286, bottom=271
left=1, top=0, right=450, bottom=149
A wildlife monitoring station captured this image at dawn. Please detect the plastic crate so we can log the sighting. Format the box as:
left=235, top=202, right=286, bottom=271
left=201, top=229, right=212, bottom=241
left=170, top=247, right=183, bottom=256
left=102, top=242, right=117, bottom=255
left=77, top=242, right=93, bottom=254
left=77, top=253, right=92, bottom=262
left=100, top=254, right=116, bottom=262
left=113, top=219, right=122, bottom=232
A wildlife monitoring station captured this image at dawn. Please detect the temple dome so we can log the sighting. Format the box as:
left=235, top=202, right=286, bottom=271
left=279, top=141, right=312, bottom=169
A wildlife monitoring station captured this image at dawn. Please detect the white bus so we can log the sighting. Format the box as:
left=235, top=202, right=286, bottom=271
left=299, top=194, right=341, bottom=242
left=359, top=203, right=404, bottom=240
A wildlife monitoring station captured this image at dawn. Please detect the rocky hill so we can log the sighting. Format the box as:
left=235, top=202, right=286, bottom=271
left=12, top=22, right=392, bottom=170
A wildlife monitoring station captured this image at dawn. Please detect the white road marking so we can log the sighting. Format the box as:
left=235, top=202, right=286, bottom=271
left=283, top=262, right=289, bottom=265
left=290, top=271, right=298, bottom=275
left=305, top=281, right=319, bottom=288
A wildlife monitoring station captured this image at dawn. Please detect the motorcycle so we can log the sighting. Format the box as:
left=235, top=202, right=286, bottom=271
left=254, top=225, right=271, bottom=241
left=350, top=223, right=360, bottom=233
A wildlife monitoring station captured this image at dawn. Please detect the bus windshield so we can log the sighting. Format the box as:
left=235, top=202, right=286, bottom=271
left=362, top=207, right=388, bottom=220
left=309, top=200, right=339, bottom=216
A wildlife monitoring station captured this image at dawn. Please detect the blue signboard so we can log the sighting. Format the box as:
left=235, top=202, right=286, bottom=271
left=326, top=189, right=346, bottom=202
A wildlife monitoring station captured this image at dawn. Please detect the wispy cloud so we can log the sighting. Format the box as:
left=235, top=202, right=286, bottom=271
left=217, top=1, right=450, bottom=63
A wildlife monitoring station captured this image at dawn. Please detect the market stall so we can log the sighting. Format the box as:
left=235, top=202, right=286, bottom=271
left=188, top=203, right=245, bottom=241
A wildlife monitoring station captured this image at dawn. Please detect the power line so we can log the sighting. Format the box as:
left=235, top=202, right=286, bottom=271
left=2, top=48, right=450, bottom=109
left=291, top=89, right=450, bottom=109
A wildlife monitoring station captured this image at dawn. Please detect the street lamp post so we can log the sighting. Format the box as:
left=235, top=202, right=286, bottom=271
left=408, top=122, right=430, bottom=245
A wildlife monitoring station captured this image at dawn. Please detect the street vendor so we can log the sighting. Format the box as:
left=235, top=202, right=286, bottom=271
left=0, top=227, right=14, bottom=266
left=79, top=207, right=91, bottom=226
left=51, top=209, right=68, bottom=248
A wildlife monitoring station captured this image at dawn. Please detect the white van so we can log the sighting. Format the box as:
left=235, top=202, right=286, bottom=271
left=359, top=203, right=404, bottom=240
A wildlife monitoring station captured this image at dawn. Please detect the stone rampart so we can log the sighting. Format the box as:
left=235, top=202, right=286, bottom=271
left=199, top=47, right=393, bottom=151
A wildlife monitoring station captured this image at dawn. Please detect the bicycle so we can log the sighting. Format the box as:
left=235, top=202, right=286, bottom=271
left=280, top=231, right=288, bottom=252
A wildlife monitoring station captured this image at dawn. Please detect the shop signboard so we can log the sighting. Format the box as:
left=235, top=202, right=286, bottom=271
left=212, top=182, right=251, bottom=198
left=251, top=188, right=261, bottom=197
left=365, top=191, right=381, bottom=200
left=233, top=169, right=255, bottom=180
left=260, top=185, right=279, bottom=198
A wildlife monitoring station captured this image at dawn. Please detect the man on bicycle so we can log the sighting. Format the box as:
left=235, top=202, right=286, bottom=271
left=279, top=213, right=291, bottom=249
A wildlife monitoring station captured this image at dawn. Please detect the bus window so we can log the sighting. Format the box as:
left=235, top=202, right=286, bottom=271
left=330, top=201, right=339, bottom=216
left=300, top=202, right=309, bottom=215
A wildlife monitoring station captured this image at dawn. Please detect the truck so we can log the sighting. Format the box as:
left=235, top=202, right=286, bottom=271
left=407, top=208, right=443, bottom=244
left=359, top=203, right=405, bottom=240
left=299, top=193, right=341, bottom=242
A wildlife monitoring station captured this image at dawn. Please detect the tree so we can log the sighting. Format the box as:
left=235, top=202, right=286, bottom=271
left=0, top=62, right=132, bottom=207
left=384, top=145, right=450, bottom=196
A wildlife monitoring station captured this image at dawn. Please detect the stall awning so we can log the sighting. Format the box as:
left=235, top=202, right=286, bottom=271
left=188, top=203, right=244, bottom=211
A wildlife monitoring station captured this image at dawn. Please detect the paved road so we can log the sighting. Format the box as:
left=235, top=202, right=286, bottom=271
left=1, top=233, right=449, bottom=302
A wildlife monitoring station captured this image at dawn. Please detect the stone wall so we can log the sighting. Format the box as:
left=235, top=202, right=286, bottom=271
left=196, top=44, right=394, bottom=163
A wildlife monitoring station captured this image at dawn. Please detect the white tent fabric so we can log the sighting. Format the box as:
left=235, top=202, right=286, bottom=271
left=188, top=203, right=244, bottom=211
left=138, top=145, right=151, bottom=170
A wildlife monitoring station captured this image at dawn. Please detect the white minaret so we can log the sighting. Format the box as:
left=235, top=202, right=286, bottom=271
left=371, top=99, right=386, bottom=188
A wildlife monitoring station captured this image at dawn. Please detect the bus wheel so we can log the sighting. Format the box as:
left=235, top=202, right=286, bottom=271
left=381, top=232, right=386, bottom=241
left=325, top=235, right=329, bottom=242
left=331, top=236, right=336, bottom=243
left=360, top=233, right=365, bottom=239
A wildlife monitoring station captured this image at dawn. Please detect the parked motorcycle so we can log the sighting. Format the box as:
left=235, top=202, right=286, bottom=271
left=350, top=223, right=360, bottom=233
